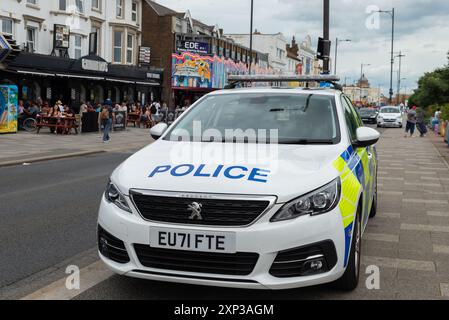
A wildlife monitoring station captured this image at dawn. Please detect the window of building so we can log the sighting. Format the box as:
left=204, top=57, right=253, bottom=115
left=27, top=0, right=38, bottom=5
left=59, top=0, right=67, bottom=11
left=92, top=0, right=101, bottom=11
left=113, top=30, right=122, bottom=63
left=126, top=34, right=134, bottom=64
left=75, top=0, right=84, bottom=14
left=131, top=1, right=138, bottom=22
left=116, top=0, right=124, bottom=19
left=26, top=26, right=37, bottom=53
left=218, top=47, right=224, bottom=57
left=74, top=35, right=82, bottom=59
left=91, top=25, right=101, bottom=55
left=1, top=18, right=13, bottom=35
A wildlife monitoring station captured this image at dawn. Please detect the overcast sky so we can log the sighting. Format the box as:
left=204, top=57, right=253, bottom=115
left=158, top=0, right=449, bottom=95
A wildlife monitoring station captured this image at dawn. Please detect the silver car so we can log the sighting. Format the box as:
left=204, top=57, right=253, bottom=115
left=377, top=106, right=403, bottom=128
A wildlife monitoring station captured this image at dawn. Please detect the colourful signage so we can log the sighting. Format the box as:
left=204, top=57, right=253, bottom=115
left=0, top=85, right=19, bottom=134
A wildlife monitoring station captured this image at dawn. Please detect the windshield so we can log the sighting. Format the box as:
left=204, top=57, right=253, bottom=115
left=164, top=93, right=341, bottom=145
left=359, top=108, right=377, bottom=115
left=380, top=108, right=400, bottom=114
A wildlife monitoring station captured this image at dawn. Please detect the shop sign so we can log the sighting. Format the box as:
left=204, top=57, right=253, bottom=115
left=54, top=24, right=70, bottom=49
left=176, top=41, right=210, bottom=55
left=82, top=59, right=108, bottom=72
left=114, top=111, right=126, bottom=131
left=139, top=47, right=151, bottom=65
left=147, top=72, right=161, bottom=80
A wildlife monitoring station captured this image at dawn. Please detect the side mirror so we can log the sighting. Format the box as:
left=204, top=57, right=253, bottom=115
left=150, top=123, right=168, bottom=140
left=354, top=127, right=380, bottom=148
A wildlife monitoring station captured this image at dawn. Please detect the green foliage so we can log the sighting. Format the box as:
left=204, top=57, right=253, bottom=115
left=409, top=52, right=449, bottom=110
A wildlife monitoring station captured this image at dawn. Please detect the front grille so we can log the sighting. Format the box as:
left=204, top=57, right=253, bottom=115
left=131, top=193, right=271, bottom=226
left=134, top=244, right=259, bottom=276
left=270, top=241, right=337, bottom=278
left=98, top=225, right=130, bottom=264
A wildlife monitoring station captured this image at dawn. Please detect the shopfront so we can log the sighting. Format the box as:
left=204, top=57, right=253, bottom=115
left=0, top=53, right=163, bottom=112
left=171, top=52, right=270, bottom=107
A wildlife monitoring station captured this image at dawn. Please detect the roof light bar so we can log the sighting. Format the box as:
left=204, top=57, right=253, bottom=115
left=227, top=75, right=340, bottom=83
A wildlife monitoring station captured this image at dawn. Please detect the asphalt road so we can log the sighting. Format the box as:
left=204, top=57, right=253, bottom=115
left=0, top=152, right=132, bottom=288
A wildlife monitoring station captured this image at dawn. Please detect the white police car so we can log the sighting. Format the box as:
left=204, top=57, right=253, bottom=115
left=98, top=76, right=380, bottom=291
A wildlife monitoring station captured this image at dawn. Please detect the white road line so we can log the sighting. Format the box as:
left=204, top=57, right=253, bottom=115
left=364, top=233, right=399, bottom=243
left=21, top=260, right=113, bottom=300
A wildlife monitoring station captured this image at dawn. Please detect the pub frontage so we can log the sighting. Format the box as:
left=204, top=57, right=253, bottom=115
left=0, top=52, right=163, bottom=113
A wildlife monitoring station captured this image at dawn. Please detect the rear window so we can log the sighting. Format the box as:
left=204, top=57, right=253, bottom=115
left=381, top=108, right=400, bottom=114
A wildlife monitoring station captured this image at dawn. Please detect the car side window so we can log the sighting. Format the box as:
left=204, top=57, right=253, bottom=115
left=345, top=96, right=364, bottom=127
left=341, top=95, right=359, bottom=143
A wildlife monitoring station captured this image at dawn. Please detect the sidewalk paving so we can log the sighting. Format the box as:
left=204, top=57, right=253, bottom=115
left=0, top=127, right=154, bottom=166
left=356, top=128, right=449, bottom=299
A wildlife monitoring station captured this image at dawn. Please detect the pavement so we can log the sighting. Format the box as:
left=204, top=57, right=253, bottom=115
left=1, top=126, right=449, bottom=300
left=0, top=127, right=154, bottom=167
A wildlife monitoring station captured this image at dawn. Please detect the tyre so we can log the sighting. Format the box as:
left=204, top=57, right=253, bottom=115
left=335, top=205, right=362, bottom=291
left=23, top=118, right=37, bottom=132
left=369, top=175, right=378, bottom=219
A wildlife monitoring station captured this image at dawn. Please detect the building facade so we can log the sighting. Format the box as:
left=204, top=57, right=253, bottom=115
left=141, top=0, right=270, bottom=108
left=0, top=0, right=162, bottom=109
left=343, top=75, right=381, bottom=106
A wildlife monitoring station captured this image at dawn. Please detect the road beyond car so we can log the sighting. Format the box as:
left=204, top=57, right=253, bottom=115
left=97, top=76, right=380, bottom=291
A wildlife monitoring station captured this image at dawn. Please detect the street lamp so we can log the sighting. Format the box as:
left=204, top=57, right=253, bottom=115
left=395, top=51, right=406, bottom=104
left=334, top=38, right=351, bottom=75
left=377, top=8, right=396, bottom=104
left=360, top=63, right=371, bottom=102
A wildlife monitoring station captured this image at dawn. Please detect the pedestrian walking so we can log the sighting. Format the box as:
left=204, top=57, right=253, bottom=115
left=101, top=99, right=114, bottom=143
left=416, top=108, right=427, bottom=137
left=405, top=106, right=417, bottom=138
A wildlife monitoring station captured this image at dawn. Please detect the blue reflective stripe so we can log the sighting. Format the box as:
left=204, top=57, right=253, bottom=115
left=344, top=222, right=354, bottom=267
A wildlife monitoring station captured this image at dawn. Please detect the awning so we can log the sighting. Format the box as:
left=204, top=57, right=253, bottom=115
left=5, top=52, right=163, bottom=86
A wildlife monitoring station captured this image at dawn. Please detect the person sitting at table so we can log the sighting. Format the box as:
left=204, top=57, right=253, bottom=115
left=41, top=102, right=50, bottom=115
left=47, top=105, right=61, bottom=133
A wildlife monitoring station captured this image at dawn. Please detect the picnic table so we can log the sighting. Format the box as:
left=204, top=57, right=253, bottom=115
left=127, top=112, right=140, bottom=127
left=36, top=115, right=78, bottom=135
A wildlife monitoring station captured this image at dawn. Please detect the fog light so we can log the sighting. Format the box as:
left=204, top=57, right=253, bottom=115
left=310, top=259, right=323, bottom=271
left=100, top=237, right=109, bottom=253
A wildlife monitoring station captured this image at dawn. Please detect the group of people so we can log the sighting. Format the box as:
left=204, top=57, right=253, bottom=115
left=404, top=106, right=428, bottom=138
left=18, top=99, right=76, bottom=133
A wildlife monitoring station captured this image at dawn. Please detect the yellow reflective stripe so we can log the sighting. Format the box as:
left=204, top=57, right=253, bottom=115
left=341, top=173, right=361, bottom=204
left=333, top=157, right=346, bottom=173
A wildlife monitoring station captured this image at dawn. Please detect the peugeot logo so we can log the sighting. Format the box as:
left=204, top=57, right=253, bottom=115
left=188, top=202, right=203, bottom=220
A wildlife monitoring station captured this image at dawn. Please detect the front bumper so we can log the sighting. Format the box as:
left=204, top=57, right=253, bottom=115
left=378, top=119, right=402, bottom=127
left=98, top=195, right=347, bottom=290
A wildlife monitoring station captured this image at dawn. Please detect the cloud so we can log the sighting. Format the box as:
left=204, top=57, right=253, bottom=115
left=157, top=0, right=449, bottom=94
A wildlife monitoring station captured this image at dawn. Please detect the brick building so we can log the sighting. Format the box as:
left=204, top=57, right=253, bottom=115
left=141, top=0, right=269, bottom=108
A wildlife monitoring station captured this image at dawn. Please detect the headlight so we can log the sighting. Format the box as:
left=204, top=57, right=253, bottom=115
left=105, top=181, right=132, bottom=213
left=271, top=178, right=341, bottom=222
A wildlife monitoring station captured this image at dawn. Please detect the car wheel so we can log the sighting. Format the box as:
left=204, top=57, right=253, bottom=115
left=369, top=175, right=378, bottom=219
left=335, top=205, right=362, bottom=291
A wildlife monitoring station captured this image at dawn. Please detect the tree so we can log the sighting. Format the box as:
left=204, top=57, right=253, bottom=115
left=409, top=52, right=449, bottom=109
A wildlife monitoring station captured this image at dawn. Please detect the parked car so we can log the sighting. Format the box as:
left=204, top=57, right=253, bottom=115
left=98, top=82, right=380, bottom=291
left=358, top=108, right=378, bottom=124
left=377, top=106, right=403, bottom=128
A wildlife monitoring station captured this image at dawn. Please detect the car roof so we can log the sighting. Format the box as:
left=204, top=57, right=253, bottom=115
left=209, top=87, right=339, bottom=97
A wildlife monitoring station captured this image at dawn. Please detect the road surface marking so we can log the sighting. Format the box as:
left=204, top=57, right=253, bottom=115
left=21, top=260, right=113, bottom=300
left=378, top=212, right=401, bottom=219
left=402, top=199, right=448, bottom=205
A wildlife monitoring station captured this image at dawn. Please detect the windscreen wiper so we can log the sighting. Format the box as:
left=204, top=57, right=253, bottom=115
left=278, top=139, right=335, bottom=145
